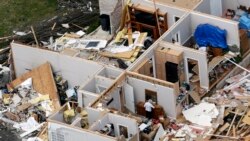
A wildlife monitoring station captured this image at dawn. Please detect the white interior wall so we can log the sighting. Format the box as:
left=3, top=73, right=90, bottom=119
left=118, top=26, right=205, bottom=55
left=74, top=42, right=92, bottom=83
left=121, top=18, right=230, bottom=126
left=96, top=76, right=114, bottom=89
left=71, top=118, right=82, bottom=127
left=80, top=76, right=113, bottom=94
left=49, top=111, right=65, bottom=123
left=194, top=0, right=211, bottom=14
left=222, top=0, right=250, bottom=11
left=131, top=0, right=187, bottom=27
left=86, top=107, right=104, bottom=125
left=195, top=0, right=223, bottom=17
left=78, top=90, right=99, bottom=107
left=210, top=0, right=223, bottom=16
left=108, top=113, right=138, bottom=138
left=191, top=12, right=240, bottom=47
left=49, top=122, right=116, bottom=141
left=159, top=41, right=209, bottom=89
left=11, top=43, right=103, bottom=88
left=97, top=67, right=123, bottom=79
left=163, top=14, right=191, bottom=45
left=127, top=77, right=177, bottom=118
left=89, top=114, right=109, bottom=131
left=82, top=78, right=96, bottom=93
left=107, top=88, right=122, bottom=111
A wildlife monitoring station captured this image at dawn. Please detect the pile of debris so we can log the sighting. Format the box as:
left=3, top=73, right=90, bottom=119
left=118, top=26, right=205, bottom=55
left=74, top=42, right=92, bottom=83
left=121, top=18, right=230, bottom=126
left=0, top=62, right=60, bottom=140
left=158, top=69, right=250, bottom=140
left=1, top=78, right=53, bottom=138
left=58, top=0, right=99, bottom=11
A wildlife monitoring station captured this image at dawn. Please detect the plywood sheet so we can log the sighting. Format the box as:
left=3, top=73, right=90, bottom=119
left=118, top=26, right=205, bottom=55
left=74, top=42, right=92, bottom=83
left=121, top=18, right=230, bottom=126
left=8, top=62, right=60, bottom=109
left=100, top=48, right=140, bottom=59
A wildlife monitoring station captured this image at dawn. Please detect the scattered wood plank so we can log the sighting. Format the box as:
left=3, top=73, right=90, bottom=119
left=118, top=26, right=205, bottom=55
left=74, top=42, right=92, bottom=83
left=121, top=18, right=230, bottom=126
left=31, top=26, right=39, bottom=48
left=8, top=62, right=60, bottom=109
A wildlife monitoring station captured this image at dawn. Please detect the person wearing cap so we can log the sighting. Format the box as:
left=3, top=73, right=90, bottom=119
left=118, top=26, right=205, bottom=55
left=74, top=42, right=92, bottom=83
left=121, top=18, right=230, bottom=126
left=144, top=99, right=155, bottom=119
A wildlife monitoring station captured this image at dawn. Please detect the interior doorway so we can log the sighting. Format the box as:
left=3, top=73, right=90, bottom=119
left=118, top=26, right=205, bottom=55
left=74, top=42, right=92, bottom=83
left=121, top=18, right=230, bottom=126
left=187, top=58, right=200, bottom=86
left=118, top=125, right=128, bottom=138
left=165, top=61, right=178, bottom=83
left=145, top=89, right=157, bottom=104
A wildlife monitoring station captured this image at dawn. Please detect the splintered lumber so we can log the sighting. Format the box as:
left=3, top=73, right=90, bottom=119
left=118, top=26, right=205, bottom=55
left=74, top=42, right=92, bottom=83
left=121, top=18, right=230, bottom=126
left=233, top=125, right=236, bottom=137
left=217, top=123, right=230, bottom=134
left=226, top=109, right=239, bottom=136
left=31, top=26, right=39, bottom=47
left=240, top=127, right=250, bottom=137
left=206, top=134, right=239, bottom=140
left=120, top=0, right=131, bottom=30
left=189, top=91, right=201, bottom=103
left=127, top=28, right=133, bottom=46
left=51, top=22, right=57, bottom=31
left=243, top=111, right=250, bottom=125
left=236, top=106, right=249, bottom=129
left=8, top=62, right=60, bottom=109
left=153, top=0, right=161, bottom=36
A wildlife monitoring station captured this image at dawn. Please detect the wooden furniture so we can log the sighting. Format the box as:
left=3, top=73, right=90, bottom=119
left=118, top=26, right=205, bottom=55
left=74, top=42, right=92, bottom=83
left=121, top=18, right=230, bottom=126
left=128, top=4, right=168, bottom=40
left=136, top=101, right=164, bottom=119
left=239, top=29, right=249, bottom=56
left=137, top=102, right=146, bottom=117
left=155, top=47, right=184, bottom=84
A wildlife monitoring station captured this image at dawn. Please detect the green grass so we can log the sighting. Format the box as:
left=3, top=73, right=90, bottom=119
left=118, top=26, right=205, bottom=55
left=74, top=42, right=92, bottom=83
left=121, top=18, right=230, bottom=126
left=86, top=19, right=100, bottom=34
left=0, top=0, right=58, bottom=37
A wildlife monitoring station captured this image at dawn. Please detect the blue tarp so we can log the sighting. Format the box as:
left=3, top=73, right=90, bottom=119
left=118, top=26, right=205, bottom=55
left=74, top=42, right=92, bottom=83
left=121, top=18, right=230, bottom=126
left=194, top=24, right=228, bottom=49
left=239, top=15, right=250, bottom=36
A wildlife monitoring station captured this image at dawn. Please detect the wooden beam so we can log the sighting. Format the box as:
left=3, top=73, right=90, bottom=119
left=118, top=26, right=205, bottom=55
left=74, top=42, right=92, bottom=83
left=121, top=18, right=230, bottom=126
left=30, top=26, right=39, bottom=47
left=51, top=22, right=57, bottom=31
left=226, top=109, right=239, bottom=136
left=153, top=0, right=161, bottom=36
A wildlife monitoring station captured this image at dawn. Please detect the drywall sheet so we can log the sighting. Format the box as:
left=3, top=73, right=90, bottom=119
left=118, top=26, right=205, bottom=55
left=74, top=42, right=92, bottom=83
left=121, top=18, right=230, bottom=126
left=49, top=122, right=116, bottom=141
left=11, top=43, right=103, bottom=88
left=8, top=62, right=60, bottom=108
left=159, top=41, right=209, bottom=89
left=191, top=12, right=240, bottom=47
left=163, top=14, right=192, bottom=45
left=131, top=0, right=187, bottom=27
left=127, top=77, right=177, bottom=118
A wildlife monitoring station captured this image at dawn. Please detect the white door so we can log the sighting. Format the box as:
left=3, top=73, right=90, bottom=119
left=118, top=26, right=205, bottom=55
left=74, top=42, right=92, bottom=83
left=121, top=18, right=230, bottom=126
left=210, top=0, right=222, bottom=17
left=124, top=84, right=135, bottom=113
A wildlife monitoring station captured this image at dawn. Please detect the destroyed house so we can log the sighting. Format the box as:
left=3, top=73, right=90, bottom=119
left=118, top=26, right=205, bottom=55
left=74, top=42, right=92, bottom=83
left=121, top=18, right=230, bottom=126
left=3, top=0, right=250, bottom=140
